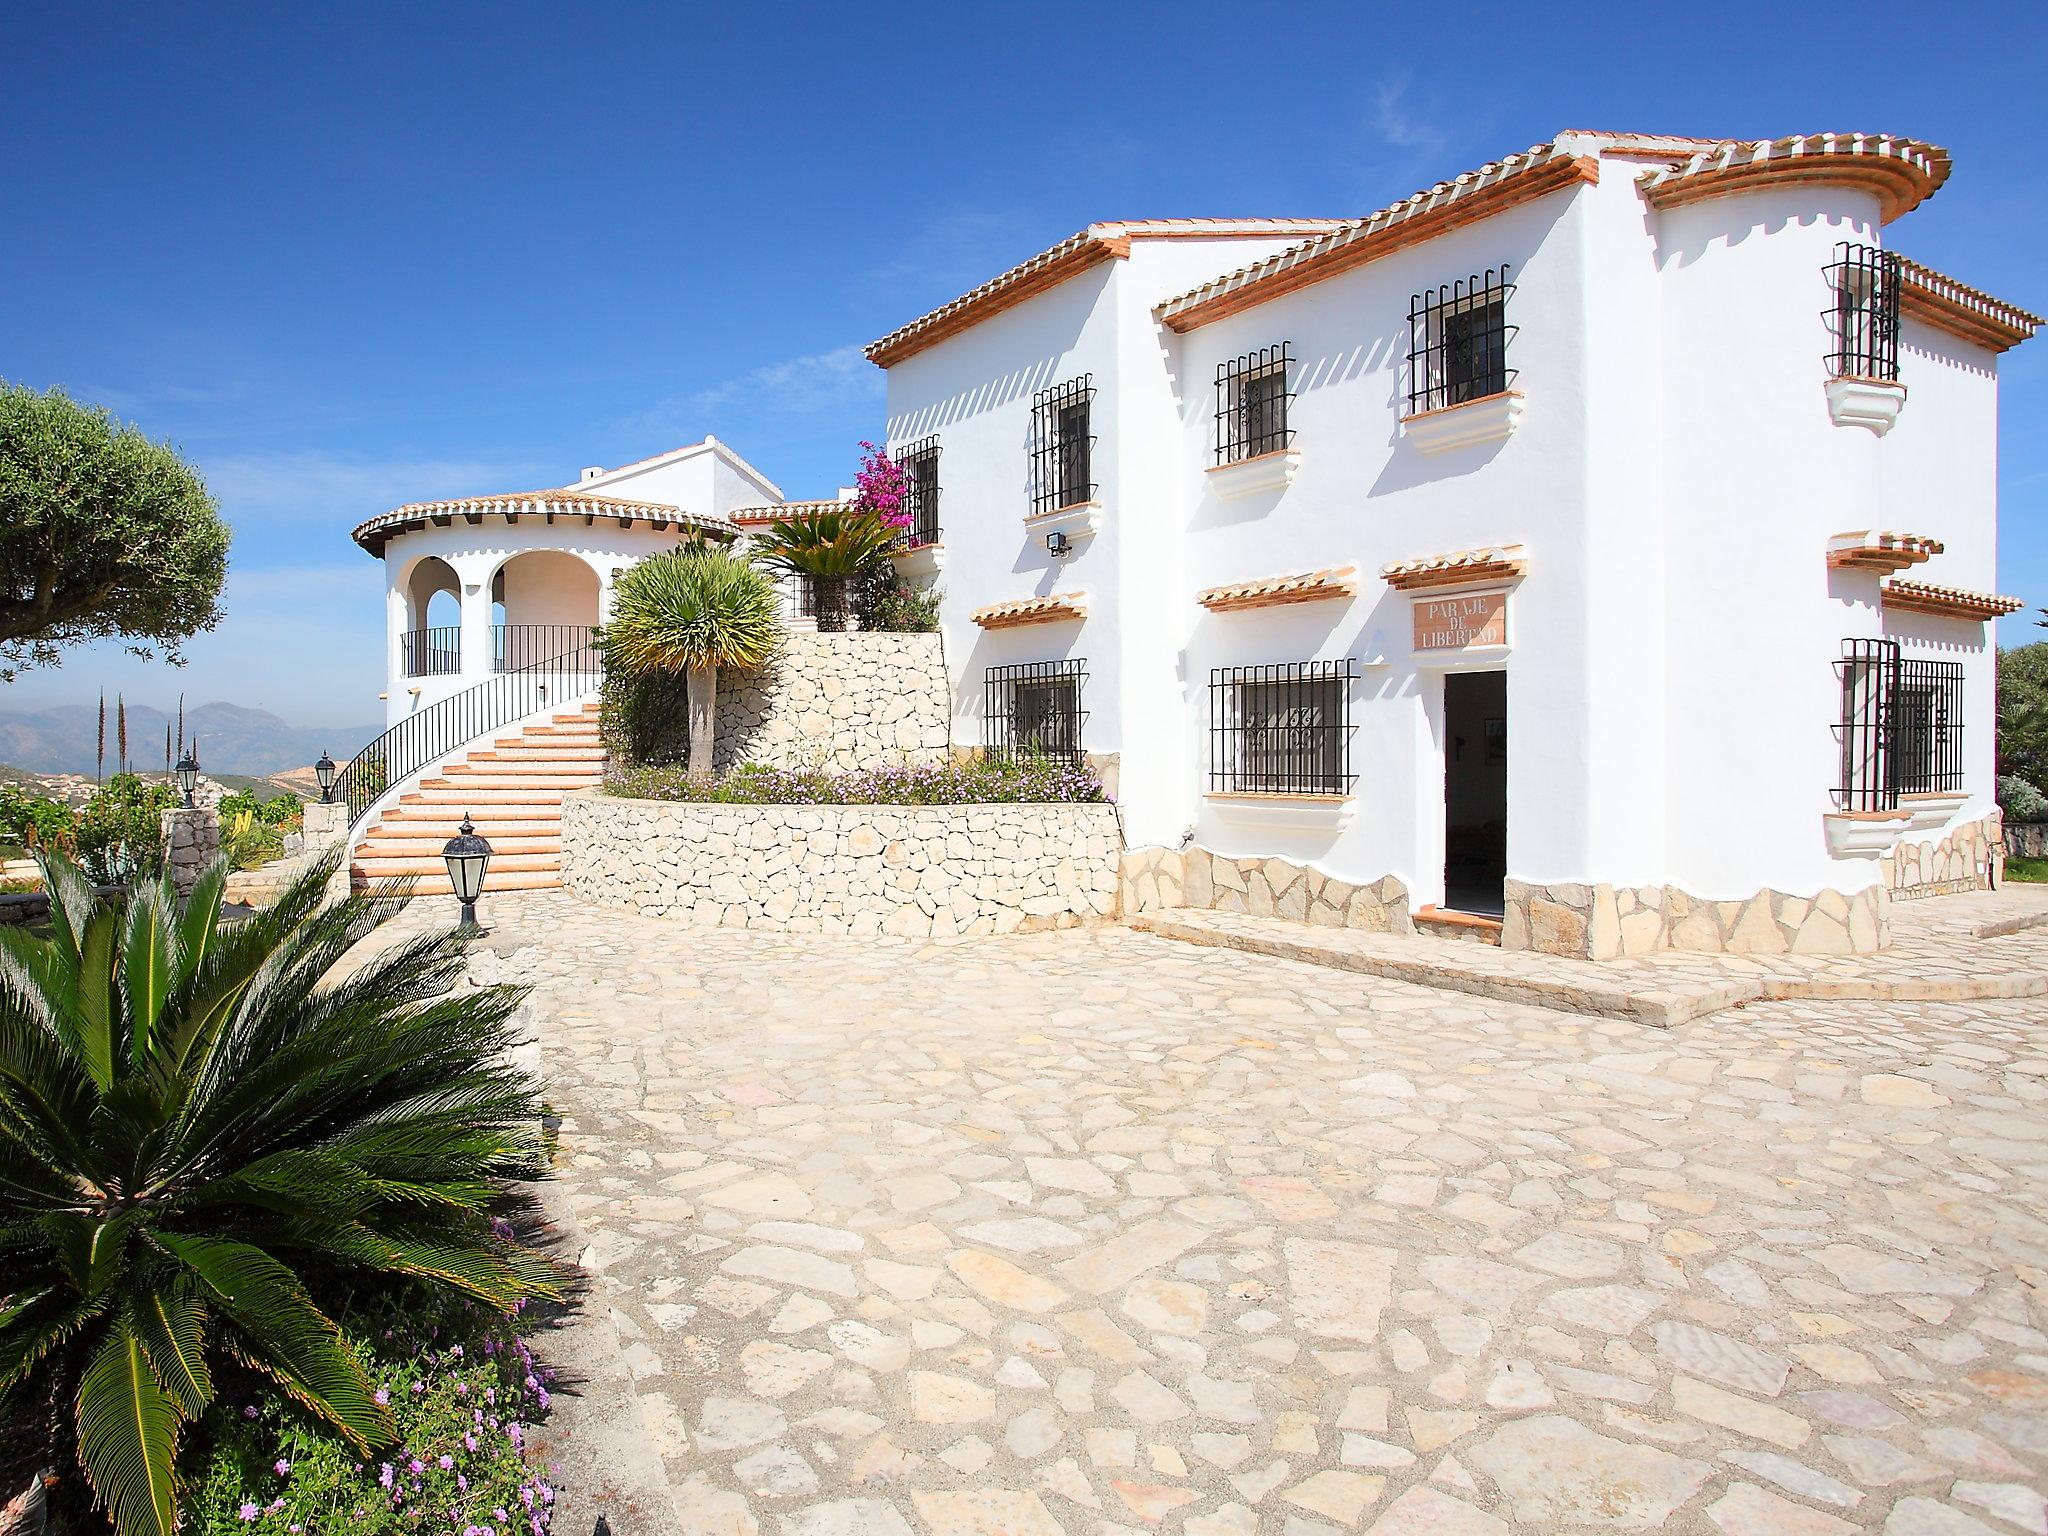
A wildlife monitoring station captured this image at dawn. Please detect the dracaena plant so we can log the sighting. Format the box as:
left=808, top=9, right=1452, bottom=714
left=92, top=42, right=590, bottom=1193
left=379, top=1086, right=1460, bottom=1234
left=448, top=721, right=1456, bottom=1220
left=0, top=850, right=560, bottom=1536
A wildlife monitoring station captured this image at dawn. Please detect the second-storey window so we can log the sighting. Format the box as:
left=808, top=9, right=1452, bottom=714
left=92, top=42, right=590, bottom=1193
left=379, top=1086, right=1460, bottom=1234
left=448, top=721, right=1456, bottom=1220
left=1215, top=343, right=1293, bottom=464
left=1827, top=243, right=1901, bottom=382
left=896, top=436, right=941, bottom=547
left=1835, top=638, right=1963, bottom=810
left=1209, top=660, right=1357, bottom=796
left=1032, top=376, right=1096, bottom=515
left=1407, top=267, right=1517, bottom=414
left=985, top=660, right=1087, bottom=761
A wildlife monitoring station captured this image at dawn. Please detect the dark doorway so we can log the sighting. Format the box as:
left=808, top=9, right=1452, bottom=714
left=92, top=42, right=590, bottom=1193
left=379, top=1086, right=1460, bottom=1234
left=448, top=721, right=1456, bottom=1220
left=1443, top=670, right=1507, bottom=917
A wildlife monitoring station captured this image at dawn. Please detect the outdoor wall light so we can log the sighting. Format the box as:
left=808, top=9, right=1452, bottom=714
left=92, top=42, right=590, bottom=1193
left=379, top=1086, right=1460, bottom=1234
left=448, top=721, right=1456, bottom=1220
left=315, top=751, right=337, bottom=802
left=441, top=813, right=493, bottom=934
left=1045, top=531, right=1072, bottom=557
left=174, top=751, right=199, bottom=808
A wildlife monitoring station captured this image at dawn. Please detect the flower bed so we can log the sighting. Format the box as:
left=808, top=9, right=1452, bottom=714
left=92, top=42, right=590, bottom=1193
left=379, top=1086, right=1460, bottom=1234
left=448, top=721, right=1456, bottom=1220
left=605, top=755, right=1107, bottom=806
left=564, top=779, right=1122, bottom=936
left=187, top=1291, right=556, bottom=1536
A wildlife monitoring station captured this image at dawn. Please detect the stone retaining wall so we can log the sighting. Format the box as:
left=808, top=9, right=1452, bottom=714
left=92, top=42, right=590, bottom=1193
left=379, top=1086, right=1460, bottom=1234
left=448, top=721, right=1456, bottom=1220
left=2011, top=822, right=2048, bottom=858
left=1121, top=846, right=1412, bottom=934
left=562, top=790, right=1121, bottom=936
left=713, top=632, right=951, bottom=772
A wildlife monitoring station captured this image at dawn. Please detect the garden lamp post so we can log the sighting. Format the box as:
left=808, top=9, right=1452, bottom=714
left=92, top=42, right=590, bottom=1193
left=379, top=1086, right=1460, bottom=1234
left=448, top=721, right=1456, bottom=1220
left=441, top=813, right=492, bottom=934
left=174, top=750, right=199, bottom=808
left=315, top=751, right=337, bottom=802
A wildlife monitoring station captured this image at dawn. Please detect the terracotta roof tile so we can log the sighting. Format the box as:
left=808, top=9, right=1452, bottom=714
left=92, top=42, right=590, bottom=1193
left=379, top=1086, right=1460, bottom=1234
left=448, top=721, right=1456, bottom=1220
left=970, top=591, right=1088, bottom=630
left=1826, top=529, right=1945, bottom=573
left=865, top=220, right=1347, bottom=367
left=1197, top=567, right=1358, bottom=613
left=351, top=491, right=736, bottom=556
left=1879, top=579, right=2023, bottom=621
left=1896, top=255, right=2041, bottom=353
left=1381, top=544, right=1528, bottom=591
left=1636, top=132, right=1949, bottom=224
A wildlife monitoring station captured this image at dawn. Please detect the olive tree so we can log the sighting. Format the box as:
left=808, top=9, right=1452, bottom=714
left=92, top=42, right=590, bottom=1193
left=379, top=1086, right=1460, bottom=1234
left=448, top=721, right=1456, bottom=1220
left=0, top=383, right=230, bottom=680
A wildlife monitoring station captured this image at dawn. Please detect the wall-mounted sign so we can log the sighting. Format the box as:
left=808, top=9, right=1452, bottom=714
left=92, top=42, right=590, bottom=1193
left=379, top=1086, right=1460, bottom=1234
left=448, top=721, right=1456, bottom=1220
left=1412, top=590, right=1507, bottom=652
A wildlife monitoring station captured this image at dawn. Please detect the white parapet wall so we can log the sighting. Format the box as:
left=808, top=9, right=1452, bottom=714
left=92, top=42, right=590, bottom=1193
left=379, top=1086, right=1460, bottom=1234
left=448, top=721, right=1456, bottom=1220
left=561, top=789, right=1122, bottom=936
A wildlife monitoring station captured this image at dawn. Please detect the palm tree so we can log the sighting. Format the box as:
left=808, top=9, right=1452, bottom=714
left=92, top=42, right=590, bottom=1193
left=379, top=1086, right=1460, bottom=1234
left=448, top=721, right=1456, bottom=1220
left=748, top=508, right=904, bottom=633
left=0, top=851, right=559, bottom=1536
left=598, top=546, right=783, bottom=781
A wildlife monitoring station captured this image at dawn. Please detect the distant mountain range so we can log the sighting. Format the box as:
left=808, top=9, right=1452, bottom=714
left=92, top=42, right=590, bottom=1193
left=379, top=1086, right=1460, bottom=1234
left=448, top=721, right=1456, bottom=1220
left=0, top=701, right=379, bottom=777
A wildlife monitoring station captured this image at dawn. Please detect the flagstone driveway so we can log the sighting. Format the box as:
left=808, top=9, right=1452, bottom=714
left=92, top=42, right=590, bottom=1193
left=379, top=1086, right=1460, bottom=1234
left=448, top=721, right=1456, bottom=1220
left=422, top=893, right=2048, bottom=1535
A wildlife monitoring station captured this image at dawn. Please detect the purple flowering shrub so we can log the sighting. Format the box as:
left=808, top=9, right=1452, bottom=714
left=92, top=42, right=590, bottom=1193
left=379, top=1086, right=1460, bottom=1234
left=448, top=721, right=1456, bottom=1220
left=851, top=441, right=913, bottom=529
left=187, top=1290, right=557, bottom=1536
left=608, top=753, right=1107, bottom=806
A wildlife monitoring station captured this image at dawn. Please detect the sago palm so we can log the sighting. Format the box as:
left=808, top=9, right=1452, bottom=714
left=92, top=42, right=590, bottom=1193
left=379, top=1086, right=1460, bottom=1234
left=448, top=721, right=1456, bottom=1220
left=0, top=851, right=559, bottom=1536
left=598, top=545, right=784, bottom=781
left=747, top=508, right=903, bottom=633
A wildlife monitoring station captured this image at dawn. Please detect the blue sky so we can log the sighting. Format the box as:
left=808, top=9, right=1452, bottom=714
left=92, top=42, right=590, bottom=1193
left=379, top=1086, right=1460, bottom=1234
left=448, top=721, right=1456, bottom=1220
left=3, top=1, right=2044, bottom=731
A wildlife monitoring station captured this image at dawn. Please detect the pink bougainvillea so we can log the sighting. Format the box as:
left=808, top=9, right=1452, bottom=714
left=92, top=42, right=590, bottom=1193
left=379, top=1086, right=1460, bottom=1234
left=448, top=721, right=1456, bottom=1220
left=853, top=440, right=913, bottom=529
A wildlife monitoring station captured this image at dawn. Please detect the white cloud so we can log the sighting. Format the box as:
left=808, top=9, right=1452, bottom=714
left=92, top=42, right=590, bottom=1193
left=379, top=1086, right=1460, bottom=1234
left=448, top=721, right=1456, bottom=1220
left=625, top=344, right=882, bottom=439
left=197, top=450, right=553, bottom=526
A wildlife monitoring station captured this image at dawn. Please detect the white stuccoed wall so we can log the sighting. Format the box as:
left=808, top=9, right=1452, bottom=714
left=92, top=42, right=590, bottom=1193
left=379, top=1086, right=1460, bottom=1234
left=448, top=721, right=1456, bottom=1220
left=880, top=163, right=2014, bottom=919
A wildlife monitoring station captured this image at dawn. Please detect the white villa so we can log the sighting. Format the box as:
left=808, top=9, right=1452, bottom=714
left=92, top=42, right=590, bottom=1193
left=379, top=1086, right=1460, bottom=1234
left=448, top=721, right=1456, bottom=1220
left=345, top=128, right=2038, bottom=955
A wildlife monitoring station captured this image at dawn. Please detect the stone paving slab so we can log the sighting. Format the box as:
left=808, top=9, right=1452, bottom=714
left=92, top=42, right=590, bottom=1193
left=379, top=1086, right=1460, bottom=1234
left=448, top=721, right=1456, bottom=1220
left=1135, top=886, right=2048, bottom=1026
left=366, top=891, right=2048, bottom=1536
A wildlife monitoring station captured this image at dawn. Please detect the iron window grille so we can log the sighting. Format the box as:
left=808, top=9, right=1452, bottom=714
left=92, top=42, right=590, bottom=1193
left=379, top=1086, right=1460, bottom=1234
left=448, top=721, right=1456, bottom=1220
left=1031, top=376, right=1096, bottom=515
left=1215, top=343, right=1294, bottom=464
left=796, top=574, right=820, bottom=619
left=1209, top=659, right=1358, bottom=796
left=984, top=659, right=1088, bottom=762
left=1834, top=638, right=1964, bottom=810
left=1826, top=242, right=1901, bottom=382
left=896, top=436, right=942, bottom=548
left=1407, top=267, right=1518, bottom=415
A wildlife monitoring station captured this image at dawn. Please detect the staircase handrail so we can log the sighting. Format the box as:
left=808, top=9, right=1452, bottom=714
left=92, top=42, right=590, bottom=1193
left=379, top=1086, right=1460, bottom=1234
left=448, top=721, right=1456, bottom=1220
left=333, top=625, right=602, bottom=830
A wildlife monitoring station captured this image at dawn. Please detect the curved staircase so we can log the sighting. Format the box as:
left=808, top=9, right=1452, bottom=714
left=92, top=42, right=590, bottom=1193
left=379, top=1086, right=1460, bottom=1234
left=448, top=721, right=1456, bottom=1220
left=349, top=703, right=603, bottom=894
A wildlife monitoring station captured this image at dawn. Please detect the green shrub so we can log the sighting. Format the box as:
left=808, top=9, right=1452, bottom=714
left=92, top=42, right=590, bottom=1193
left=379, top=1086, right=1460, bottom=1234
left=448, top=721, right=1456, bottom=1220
left=0, top=850, right=560, bottom=1536
left=184, top=1288, right=556, bottom=1536
left=72, top=770, right=177, bottom=883
left=852, top=561, right=941, bottom=633
left=221, top=808, right=287, bottom=870
left=608, top=754, right=1106, bottom=805
left=1999, top=642, right=2048, bottom=793
left=1998, top=773, right=2048, bottom=823
left=0, top=781, right=80, bottom=855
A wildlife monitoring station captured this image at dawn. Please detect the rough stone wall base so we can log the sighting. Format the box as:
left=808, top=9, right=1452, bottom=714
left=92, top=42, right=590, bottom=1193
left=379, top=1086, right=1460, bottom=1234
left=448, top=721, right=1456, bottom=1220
left=1884, top=811, right=2002, bottom=899
left=1121, top=846, right=1412, bottom=934
left=1503, top=878, right=1889, bottom=959
left=161, top=807, right=221, bottom=901
left=2008, top=821, right=2048, bottom=859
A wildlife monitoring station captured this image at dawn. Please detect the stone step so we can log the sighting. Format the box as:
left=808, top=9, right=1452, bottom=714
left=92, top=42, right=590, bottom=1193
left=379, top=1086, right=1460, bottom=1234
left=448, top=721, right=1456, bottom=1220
left=1129, top=909, right=1745, bottom=1028
left=435, top=770, right=601, bottom=789
left=352, top=852, right=561, bottom=876
left=381, top=804, right=562, bottom=824
left=406, top=786, right=568, bottom=803
left=1414, top=905, right=1504, bottom=946
left=351, top=870, right=562, bottom=895
left=358, top=834, right=560, bottom=856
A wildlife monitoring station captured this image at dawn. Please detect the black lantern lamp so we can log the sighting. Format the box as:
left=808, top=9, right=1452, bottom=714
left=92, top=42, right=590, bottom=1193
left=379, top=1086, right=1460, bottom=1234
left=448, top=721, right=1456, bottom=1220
left=174, top=750, right=199, bottom=808
left=315, top=751, right=337, bottom=803
left=441, top=813, right=492, bottom=933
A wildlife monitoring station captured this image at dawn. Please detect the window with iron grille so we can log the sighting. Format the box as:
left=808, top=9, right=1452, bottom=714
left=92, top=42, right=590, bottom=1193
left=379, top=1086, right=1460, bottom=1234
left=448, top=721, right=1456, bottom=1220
left=1835, top=638, right=1964, bottom=810
left=1210, top=660, right=1357, bottom=795
left=1031, top=376, right=1096, bottom=515
left=796, top=574, right=819, bottom=619
left=984, top=660, right=1087, bottom=761
left=896, top=436, right=942, bottom=547
left=1407, top=268, right=1517, bottom=415
left=1826, top=243, right=1901, bottom=382
left=1215, top=344, right=1293, bottom=464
